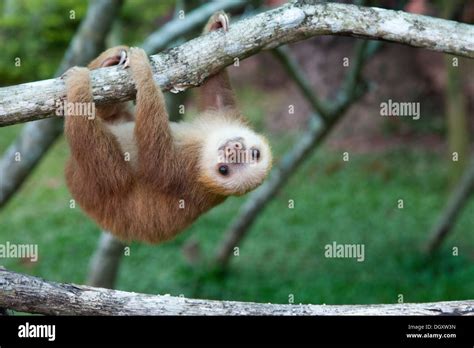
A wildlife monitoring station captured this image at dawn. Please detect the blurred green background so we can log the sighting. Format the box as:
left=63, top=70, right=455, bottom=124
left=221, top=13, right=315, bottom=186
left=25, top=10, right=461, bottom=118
left=0, top=0, right=473, bottom=305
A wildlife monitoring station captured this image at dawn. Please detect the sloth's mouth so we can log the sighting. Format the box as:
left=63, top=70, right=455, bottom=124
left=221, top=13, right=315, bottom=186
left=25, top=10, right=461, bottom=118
left=218, top=137, right=246, bottom=151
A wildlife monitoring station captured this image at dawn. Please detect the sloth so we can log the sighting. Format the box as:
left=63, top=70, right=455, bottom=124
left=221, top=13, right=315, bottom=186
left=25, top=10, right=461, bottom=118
left=63, top=12, right=272, bottom=243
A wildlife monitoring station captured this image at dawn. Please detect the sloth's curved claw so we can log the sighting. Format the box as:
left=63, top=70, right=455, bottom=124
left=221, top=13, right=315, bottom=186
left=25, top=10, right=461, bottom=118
left=205, top=11, right=230, bottom=33
left=217, top=13, right=229, bottom=32
left=170, top=84, right=191, bottom=94
left=119, top=49, right=128, bottom=68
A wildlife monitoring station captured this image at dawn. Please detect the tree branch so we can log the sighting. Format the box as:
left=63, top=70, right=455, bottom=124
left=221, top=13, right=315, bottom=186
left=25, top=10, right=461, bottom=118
left=272, top=46, right=331, bottom=119
left=0, top=269, right=472, bottom=315
left=56, top=0, right=125, bottom=74
left=141, top=0, right=247, bottom=54
left=1, top=1, right=473, bottom=127
left=86, top=231, right=126, bottom=288
left=426, top=155, right=474, bottom=253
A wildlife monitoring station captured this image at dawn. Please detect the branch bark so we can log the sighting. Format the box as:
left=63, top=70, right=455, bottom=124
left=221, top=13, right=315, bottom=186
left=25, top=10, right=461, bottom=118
left=0, top=269, right=472, bottom=315
left=1, top=1, right=473, bottom=127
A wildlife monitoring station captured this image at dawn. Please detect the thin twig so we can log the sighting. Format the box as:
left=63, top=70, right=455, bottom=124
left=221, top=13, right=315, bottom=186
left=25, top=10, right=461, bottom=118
left=272, top=47, right=330, bottom=119
left=426, top=155, right=474, bottom=253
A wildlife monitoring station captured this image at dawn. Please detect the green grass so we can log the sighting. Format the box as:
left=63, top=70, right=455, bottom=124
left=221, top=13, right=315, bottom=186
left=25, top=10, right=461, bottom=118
left=0, top=122, right=473, bottom=305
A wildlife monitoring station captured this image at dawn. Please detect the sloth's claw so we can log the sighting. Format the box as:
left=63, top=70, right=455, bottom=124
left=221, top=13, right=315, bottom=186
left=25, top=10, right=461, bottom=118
left=216, top=13, right=229, bottom=32
left=119, top=49, right=128, bottom=68
left=100, top=48, right=129, bottom=68
left=170, top=84, right=191, bottom=94
left=205, top=11, right=230, bottom=33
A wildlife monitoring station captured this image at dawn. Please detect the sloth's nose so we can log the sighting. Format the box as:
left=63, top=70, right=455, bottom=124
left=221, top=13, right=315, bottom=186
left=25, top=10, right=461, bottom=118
left=225, top=141, right=243, bottom=155
left=230, top=141, right=243, bottom=149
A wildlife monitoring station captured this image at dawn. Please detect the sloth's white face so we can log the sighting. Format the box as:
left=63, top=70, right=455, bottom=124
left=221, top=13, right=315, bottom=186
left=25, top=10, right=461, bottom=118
left=198, top=124, right=272, bottom=196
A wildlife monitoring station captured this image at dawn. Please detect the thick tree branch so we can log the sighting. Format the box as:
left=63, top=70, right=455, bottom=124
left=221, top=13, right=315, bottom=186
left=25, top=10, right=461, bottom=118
left=0, top=269, right=472, bottom=315
left=1, top=1, right=473, bottom=127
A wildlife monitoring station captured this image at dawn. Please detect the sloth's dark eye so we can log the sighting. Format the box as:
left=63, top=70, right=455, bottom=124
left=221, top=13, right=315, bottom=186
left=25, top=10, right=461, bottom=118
left=218, top=165, right=229, bottom=176
left=252, top=149, right=260, bottom=161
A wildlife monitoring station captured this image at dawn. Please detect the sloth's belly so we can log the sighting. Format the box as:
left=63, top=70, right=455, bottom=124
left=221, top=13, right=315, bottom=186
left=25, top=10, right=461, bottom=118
left=106, top=122, right=138, bottom=169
